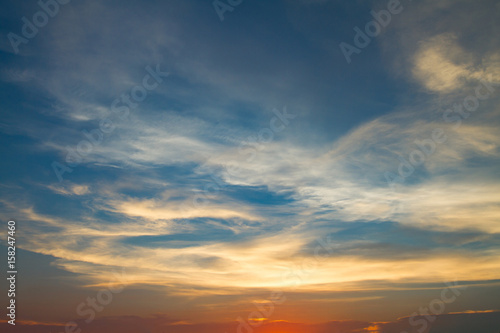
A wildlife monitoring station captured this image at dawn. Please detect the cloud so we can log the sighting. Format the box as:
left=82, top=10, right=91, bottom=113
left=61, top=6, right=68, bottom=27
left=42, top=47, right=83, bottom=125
left=48, top=183, right=90, bottom=196
left=103, top=194, right=259, bottom=221
left=3, top=85, right=500, bottom=296
left=412, top=33, right=500, bottom=93
left=412, top=33, right=479, bottom=93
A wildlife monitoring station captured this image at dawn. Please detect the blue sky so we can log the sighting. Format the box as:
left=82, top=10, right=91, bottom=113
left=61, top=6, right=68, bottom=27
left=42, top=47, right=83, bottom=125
left=1, top=0, right=500, bottom=332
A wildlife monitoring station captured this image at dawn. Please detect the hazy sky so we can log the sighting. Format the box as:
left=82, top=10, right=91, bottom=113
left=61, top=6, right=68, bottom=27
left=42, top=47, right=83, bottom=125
left=1, top=0, right=500, bottom=332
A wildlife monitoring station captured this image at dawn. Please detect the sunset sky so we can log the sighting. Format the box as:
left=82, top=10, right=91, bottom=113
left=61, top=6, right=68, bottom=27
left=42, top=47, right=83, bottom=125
left=1, top=0, right=500, bottom=332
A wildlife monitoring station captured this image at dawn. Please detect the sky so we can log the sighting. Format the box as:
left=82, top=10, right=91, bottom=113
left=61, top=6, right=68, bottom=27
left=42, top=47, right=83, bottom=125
left=0, top=0, right=500, bottom=332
